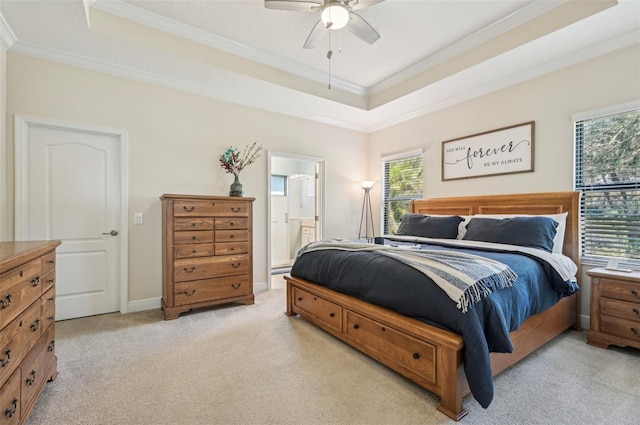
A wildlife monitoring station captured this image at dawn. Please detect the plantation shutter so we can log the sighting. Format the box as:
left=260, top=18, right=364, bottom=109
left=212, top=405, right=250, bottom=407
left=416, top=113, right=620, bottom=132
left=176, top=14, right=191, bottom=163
left=574, top=107, right=640, bottom=266
left=382, top=151, right=424, bottom=234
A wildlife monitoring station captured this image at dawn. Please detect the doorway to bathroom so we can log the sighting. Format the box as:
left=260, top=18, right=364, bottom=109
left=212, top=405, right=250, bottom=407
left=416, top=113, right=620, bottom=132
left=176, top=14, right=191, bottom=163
left=268, top=152, right=324, bottom=285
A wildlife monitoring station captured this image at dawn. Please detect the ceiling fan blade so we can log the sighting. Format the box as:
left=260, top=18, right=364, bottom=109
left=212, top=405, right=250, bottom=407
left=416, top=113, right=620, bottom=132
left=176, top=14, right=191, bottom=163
left=264, top=0, right=322, bottom=12
left=303, top=20, right=328, bottom=49
left=346, top=0, right=385, bottom=12
left=347, top=12, right=380, bottom=45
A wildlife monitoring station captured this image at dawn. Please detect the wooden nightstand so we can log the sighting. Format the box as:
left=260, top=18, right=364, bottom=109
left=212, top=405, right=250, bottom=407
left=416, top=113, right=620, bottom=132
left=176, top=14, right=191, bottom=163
left=587, top=267, right=640, bottom=350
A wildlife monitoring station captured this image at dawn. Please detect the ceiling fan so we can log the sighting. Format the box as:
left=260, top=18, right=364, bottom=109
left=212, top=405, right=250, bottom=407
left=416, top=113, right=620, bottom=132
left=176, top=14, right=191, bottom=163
left=264, top=0, right=384, bottom=49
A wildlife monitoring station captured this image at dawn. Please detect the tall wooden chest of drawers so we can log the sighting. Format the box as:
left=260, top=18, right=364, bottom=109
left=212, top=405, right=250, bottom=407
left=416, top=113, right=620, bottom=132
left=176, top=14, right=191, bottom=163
left=0, top=240, right=60, bottom=424
left=160, top=194, right=255, bottom=320
left=587, top=267, right=640, bottom=350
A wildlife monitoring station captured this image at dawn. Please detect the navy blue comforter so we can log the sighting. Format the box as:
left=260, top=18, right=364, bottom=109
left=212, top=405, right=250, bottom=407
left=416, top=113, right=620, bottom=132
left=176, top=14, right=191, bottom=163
left=290, top=241, right=579, bottom=408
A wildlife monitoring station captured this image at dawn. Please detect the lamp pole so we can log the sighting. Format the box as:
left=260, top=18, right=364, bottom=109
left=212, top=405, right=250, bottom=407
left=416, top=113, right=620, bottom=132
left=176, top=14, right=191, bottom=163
left=358, top=181, right=376, bottom=242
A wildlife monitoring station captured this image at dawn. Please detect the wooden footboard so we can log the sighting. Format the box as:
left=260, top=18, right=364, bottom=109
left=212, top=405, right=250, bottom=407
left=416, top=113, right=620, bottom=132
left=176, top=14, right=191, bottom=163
left=285, top=274, right=578, bottom=420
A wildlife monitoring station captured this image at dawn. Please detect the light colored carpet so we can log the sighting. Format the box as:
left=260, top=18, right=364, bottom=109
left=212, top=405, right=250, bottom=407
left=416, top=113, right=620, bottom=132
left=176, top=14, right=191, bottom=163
left=26, top=285, right=640, bottom=425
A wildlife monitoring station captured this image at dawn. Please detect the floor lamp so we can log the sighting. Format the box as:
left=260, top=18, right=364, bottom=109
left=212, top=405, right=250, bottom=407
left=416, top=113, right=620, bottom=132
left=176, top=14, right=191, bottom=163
left=358, top=180, right=376, bottom=242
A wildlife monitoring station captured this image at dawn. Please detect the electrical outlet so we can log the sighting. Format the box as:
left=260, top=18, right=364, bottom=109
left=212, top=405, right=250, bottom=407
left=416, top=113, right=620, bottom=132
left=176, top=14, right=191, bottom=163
left=134, top=213, right=143, bottom=225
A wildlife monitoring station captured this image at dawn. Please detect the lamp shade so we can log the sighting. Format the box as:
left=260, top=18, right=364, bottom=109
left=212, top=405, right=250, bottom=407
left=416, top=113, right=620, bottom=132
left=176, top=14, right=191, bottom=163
left=360, top=180, right=376, bottom=190
left=321, top=2, right=349, bottom=30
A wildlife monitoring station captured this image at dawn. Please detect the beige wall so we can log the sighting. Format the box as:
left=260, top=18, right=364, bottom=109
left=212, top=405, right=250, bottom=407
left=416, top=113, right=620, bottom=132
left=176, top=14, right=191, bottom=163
left=4, top=53, right=369, bottom=303
left=4, top=43, right=639, bottom=322
left=368, top=43, right=640, bottom=325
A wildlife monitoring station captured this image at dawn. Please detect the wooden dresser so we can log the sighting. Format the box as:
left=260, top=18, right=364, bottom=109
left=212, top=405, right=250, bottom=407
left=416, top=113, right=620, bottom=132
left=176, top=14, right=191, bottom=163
left=160, top=194, right=255, bottom=320
left=0, top=240, right=60, bottom=424
left=587, top=267, right=640, bottom=350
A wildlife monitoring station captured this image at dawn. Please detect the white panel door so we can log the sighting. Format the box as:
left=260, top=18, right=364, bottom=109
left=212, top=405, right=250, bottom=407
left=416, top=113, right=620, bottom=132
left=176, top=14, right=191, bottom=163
left=16, top=119, right=124, bottom=320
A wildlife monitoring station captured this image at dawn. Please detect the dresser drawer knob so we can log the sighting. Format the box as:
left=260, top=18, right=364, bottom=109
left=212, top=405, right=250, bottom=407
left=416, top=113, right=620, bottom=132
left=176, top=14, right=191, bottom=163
left=229, top=221, right=235, bottom=226
left=183, top=206, right=195, bottom=212
left=634, top=308, right=639, bottom=316
left=231, top=263, right=241, bottom=268
left=632, top=290, right=639, bottom=298
left=26, top=370, right=36, bottom=386
left=48, top=340, right=55, bottom=352
left=632, top=328, right=639, bottom=337
left=5, top=398, right=17, bottom=418
left=231, top=283, right=242, bottom=289
left=183, top=267, right=196, bottom=273
left=48, top=259, right=55, bottom=265
left=182, top=290, right=196, bottom=296
left=31, top=275, right=41, bottom=287
left=230, top=235, right=235, bottom=239
left=0, top=294, right=11, bottom=310
left=413, top=353, right=420, bottom=360
left=353, top=324, right=359, bottom=330
left=231, top=207, right=241, bottom=213
left=0, top=348, right=11, bottom=367
left=31, top=319, right=40, bottom=332
left=329, top=312, right=335, bottom=318
left=48, top=278, right=55, bottom=285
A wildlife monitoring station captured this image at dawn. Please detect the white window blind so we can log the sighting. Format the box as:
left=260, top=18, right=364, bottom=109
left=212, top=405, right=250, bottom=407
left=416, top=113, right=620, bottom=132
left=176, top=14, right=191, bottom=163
left=382, top=152, right=424, bottom=234
left=574, top=107, right=640, bottom=266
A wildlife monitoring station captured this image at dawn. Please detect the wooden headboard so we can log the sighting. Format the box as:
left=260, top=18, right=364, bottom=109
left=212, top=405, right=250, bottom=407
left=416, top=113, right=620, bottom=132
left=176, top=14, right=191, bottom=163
left=411, top=191, right=580, bottom=267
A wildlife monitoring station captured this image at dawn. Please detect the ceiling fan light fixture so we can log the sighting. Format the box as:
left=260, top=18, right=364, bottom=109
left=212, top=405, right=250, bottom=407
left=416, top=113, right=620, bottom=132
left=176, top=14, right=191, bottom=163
left=321, top=2, right=349, bottom=30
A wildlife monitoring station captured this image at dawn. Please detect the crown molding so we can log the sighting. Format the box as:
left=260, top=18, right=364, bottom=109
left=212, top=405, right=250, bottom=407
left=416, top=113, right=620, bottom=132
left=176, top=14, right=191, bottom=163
left=90, top=0, right=367, bottom=97
left=0, top=11, right=16, bottom=50
left=369, top=0, right=565, bottom=95
left=8, top=39, right=371, bottom=133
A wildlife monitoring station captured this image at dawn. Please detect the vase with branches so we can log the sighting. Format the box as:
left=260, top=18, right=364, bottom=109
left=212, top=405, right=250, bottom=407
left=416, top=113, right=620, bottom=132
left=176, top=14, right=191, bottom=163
left=219, top=141, right=263, bottom=196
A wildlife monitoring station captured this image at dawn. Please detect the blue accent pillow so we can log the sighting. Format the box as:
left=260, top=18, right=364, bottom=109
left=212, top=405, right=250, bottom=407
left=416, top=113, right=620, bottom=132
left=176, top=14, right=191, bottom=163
left=396, top=214, right=465, bottom=239
left=462, top=216, right=559, bottom=252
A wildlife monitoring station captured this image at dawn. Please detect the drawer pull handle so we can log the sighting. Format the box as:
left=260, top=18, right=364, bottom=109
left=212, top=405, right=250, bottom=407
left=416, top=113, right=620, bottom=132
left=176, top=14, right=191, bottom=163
left=632, top=290, right=639, bottom=298
left=183, top=206, right=196, bottom=212
left=48, top=316, right=55, bottom=322
left=230, top=235, right=235, bottom=239
left=229, top=247, right=235, bottom=251
left=297, top=297, right=302, bottom=301
left=329, top=312, right=335, bottom=318
left=183, top=290, right=196, bottom=296
left=31, top=318, right=40, bottom=332
left=230, top=222, right=235, bottom=226
left=31, top=275, right=41, bottom=287
left=634, top=308, right=639, bottom=316
left=192, top=236, right=197, bottom=240
left=231, top=207, right=241, bottom=212
left=48, top=296, right=56, bottom=302
left=413, top=353, right=420, bottom=360
left=231, top=263, right=241, bottom=268
left=632, top=328, right=639, bottom=337
left=48, top=340, right=55, bottom=352
left=5, top=398, right=17, bottom=418
left=0, top=294, right=11, bottom=309
left=26, top=370, right=36, bottom=386
left=0, top=348, right=11, bottom=367
left=231, top=283, right=242, bottom=289
left=211, top=202, right=216, bottom=206
left=48, top=278, right=55, bottom=285
left=183, top=267, right=196, bottom=273
left=381, top=327, right=386, bottom=332
left=48, top=259, right=55, bottom=265
left=192, top=223, right=196, bottom=226
left=353, top=324, right=359, bottom=330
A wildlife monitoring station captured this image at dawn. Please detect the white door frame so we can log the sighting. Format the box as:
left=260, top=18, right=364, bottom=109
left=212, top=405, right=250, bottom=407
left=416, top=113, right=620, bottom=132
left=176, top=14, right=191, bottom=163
left=14, top=115, right=129, bottom=314
left=267, top=150, right=324, bottom=289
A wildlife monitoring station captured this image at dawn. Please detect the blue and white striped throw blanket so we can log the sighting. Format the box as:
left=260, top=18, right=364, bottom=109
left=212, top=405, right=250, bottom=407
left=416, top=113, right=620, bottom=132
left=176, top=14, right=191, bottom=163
left=298, top=240, right=518, bottom=313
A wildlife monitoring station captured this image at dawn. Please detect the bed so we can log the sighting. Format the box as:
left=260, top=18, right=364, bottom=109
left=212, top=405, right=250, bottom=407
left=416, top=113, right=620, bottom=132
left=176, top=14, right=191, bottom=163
left=284, top=191, right=581, bottom=420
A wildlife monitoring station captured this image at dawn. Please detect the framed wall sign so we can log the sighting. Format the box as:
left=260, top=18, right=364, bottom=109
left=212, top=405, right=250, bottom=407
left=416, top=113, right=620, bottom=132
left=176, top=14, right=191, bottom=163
left=441, top=121, right=535, bottom=181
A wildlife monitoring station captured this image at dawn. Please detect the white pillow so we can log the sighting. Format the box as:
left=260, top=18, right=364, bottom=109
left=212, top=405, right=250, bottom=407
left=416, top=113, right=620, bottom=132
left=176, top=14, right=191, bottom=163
left=462, top=212, right=568, bottom=254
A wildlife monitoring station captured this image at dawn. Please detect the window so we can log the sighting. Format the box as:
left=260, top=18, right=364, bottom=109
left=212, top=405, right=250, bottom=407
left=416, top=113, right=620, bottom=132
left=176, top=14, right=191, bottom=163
left=382, top=150, right=424, bottom=234
left=574, top=104, right=640, bottom=266
left=271, top=175, right=287, bottom=196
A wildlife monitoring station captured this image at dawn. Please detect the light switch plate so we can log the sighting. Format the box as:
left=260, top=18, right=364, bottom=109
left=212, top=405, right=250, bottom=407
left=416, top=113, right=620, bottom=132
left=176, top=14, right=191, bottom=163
left=134, top=213, right=143, bottom=224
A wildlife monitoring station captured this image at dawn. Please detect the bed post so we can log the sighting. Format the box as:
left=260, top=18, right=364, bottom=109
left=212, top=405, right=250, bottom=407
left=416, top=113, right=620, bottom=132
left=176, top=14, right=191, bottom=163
left=437, top=344, right=468, bottom=420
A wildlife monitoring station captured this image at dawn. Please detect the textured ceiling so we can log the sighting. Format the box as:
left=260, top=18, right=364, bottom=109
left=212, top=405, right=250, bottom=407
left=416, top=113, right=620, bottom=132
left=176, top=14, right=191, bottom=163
left=1, top=0, right=639, bottom=132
